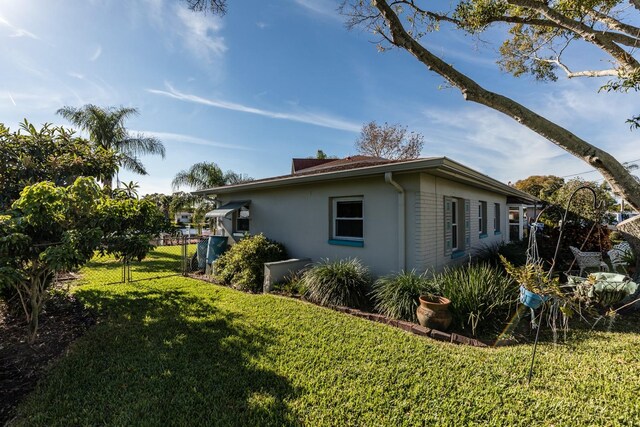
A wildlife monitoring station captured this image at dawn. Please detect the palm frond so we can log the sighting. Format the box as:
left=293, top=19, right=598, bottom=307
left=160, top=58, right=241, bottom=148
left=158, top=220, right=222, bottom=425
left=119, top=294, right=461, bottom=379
left=171, top=161, right=224, bottom=191
left=119, top=154, right=148, bottom=176
left=120, top=134, right=166, bottom=158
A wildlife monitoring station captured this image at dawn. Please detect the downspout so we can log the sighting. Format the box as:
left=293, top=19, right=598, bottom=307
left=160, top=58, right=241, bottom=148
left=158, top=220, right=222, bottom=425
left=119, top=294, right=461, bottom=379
left=385, top=172, right=406, bottom=271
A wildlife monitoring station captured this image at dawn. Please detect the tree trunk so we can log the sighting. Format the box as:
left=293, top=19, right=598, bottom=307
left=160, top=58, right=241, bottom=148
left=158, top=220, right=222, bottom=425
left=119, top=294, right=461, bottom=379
left=28, top=276, right=39, bottom=345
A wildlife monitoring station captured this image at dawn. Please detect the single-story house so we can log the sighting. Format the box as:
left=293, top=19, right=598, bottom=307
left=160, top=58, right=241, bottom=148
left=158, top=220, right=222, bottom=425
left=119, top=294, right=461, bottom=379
left=174, top=211, right=193, bottom=225
left=196, top=156, right=538, bottom=276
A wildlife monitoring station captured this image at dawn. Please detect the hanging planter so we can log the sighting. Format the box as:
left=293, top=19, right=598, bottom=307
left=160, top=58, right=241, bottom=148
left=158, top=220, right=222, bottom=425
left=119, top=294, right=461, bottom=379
left=519, top=285, right=548, bottom=310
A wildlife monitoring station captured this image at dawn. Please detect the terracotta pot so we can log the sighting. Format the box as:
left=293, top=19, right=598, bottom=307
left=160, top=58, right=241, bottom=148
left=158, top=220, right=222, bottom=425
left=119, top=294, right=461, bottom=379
left=416, top=295, right=452, bottom=330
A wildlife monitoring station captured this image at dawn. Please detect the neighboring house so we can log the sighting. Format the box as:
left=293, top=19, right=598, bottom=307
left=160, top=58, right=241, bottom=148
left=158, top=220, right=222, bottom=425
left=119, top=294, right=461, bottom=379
left=196, top=156, right=538, bottom=276
left=174, top=211, right=193, bottom=225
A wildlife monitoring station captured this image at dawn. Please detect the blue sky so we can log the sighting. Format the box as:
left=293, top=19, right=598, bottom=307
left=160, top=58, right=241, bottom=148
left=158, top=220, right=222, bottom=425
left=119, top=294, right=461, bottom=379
left=1, top=0, right=638, bottom=195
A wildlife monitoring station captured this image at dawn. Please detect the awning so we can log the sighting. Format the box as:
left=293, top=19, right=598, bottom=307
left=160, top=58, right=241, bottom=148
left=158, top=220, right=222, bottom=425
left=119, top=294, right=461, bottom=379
left=204, top=200, right=251, bottom=218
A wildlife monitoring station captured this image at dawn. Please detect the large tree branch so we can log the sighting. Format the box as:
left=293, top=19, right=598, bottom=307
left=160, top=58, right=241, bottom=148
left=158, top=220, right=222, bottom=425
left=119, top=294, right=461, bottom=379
left=587, top=9, right=640, bottom=41
left=395, top=1, right=640, bottom=48
left=507, top=0, right=640, bottom=71
left=372, top=0, right=640, bottom=210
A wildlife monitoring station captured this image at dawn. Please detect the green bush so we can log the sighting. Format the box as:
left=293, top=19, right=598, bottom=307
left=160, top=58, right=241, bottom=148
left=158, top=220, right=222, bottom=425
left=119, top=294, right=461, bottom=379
left=432, top=262, right=518, bottom=336
left=370, top=271, right=438, bottom=322
left=303, top=258, right=372, bottom=308
left=213, top=234, right=287, bottom=293
left=273, top=270, right=308, bottom=296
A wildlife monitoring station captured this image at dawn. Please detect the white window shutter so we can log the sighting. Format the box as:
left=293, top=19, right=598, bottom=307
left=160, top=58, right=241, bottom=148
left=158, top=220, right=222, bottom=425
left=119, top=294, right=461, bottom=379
left=444, top=196, right=452, bottom=256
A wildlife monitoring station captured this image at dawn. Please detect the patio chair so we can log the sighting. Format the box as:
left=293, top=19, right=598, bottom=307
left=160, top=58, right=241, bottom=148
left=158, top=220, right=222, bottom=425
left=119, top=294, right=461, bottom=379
left=570, top=246, right=609, bottom=277
left=608, top=242, right=632, bottom=274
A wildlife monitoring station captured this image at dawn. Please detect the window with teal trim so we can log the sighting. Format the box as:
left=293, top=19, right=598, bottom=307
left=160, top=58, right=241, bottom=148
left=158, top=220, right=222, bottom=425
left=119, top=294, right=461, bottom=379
left=332, top=197, right=364, bottom=241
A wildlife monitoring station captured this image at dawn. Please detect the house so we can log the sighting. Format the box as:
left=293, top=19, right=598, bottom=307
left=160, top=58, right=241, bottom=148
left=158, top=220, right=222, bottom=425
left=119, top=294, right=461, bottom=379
left=196, top=156, right=538, bottom=276
left=174, top=211, right=193, bottom=225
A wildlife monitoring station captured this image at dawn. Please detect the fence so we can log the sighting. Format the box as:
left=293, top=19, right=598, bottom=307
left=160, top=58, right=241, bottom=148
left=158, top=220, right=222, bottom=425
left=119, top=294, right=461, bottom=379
left=78, top=235, right=192, bottom=285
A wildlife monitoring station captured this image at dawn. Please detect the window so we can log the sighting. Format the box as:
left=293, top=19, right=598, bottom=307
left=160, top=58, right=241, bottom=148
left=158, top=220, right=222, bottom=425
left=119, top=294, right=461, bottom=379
left=479, top=201, right=487, bottom=237
left=234, top=207, right=250, bottom=233
left=445, top=196, right=469, bottom=257
left=333, top=197, right=363, bottom=240
left=494, top=203, right=501, bottom=233
left=451, top=199, right=458, bottom=251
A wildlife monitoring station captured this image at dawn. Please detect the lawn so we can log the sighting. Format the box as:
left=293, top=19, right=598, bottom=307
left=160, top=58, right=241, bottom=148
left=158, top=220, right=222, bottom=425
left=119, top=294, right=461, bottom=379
left=13, top=250, right=640, bottom=426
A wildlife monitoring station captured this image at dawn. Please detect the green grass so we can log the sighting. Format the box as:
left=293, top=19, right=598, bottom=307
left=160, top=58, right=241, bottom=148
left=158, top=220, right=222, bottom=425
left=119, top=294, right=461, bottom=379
left=80, top=244, right=194, bottom=285
left=14, top=253, right=640, bottom=426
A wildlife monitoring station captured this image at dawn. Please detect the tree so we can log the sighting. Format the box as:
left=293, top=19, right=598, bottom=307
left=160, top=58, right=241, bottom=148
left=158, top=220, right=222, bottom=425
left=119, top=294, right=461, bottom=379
left=355, top=121, right=424, bottom=160
left=0, top=120, right=118, bottom=210
left=57, top=105, right=165, bottom=190
left=514, top=175, right=565, bottom=200
left=172, top=161, right=225, bottom=191
left=0, top=178, right=170, bottom=343
left=335, top=0, right=640, bottom=276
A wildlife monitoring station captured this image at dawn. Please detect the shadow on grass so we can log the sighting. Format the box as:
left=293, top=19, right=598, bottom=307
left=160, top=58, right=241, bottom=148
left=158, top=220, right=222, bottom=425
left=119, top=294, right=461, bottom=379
left=17, top=286, right=301, bottom=426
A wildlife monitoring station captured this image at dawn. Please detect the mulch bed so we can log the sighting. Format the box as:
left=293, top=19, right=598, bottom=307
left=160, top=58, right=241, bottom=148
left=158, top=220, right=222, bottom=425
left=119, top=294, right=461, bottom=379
left=0, top=289, right=95, bottom=425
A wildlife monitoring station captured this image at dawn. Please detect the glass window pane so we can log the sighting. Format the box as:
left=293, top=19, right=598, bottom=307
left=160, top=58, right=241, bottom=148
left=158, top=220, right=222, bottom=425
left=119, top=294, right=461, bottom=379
left=336, top=219, right=363, bottom=238
left=336, top=201, right=362, bottom=218
left=236, top=218, right=250, bottom=232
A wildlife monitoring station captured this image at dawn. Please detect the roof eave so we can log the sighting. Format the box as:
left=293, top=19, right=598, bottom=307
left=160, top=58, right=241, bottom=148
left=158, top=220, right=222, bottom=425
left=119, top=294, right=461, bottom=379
left=193, top=156, right=539, bottom=203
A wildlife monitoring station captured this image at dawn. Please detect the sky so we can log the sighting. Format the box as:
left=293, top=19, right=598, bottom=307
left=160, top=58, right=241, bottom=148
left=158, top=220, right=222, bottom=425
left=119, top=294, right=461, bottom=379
left=1, top=0, right=638, bottom=195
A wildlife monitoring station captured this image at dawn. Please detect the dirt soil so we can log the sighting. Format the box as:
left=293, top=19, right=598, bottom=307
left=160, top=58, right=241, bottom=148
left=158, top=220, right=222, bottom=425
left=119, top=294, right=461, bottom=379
left=0, top=289, right=95, bottom=426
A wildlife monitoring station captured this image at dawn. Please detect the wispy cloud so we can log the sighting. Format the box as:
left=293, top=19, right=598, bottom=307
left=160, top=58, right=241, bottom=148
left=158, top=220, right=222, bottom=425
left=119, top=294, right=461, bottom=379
left=7, top=92, right=16, bottom=106
left=175, top=5, right=227, bottom=61
left=90, top=45, right=102, bottom=61
left=0, top=14, right=38, bottom=39
left=293, top=0, right=340, bottom=19
left=133, top=130, right=256, bottom=151
left=148, top=83, right=361, bottom=132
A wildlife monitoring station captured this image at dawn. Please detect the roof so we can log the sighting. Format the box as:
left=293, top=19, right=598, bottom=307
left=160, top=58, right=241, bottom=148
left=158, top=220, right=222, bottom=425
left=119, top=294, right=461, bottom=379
left=194, top=156, right=539, bottom=203
left=291, top=158, right=335, bottom=173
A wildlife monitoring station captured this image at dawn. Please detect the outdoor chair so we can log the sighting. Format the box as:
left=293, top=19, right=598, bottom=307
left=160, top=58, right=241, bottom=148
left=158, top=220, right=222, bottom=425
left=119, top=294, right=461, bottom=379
left=608, top=242, right=632, bottom=274
left=570, top=246, right=609, bottom=277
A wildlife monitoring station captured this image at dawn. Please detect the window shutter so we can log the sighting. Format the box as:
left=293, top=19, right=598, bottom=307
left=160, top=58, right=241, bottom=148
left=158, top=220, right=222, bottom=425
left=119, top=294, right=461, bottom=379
left=464, top=199, right=471, bottom=249
left=444, top=196, right=452, bottom=256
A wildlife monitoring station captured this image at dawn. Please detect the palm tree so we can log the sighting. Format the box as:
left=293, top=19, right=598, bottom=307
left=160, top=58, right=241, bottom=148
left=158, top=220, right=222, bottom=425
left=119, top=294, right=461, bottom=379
left=57, top=105, right=165, bottom=190
left=172, top=161, right=226, bottom=191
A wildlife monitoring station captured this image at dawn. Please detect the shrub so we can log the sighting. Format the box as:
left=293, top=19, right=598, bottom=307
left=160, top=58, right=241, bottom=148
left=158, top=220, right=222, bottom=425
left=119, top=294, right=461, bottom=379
left=303, top=258, right=372, bottom=308
left=431, top=262, right=518, bottom=336
left=474, top=241, right=528, bottom=268
left=213, top=234, right=287, bottom=293
left=370, top=270, right=438, bottom=322
left=273, top=270, right=308, bottom=296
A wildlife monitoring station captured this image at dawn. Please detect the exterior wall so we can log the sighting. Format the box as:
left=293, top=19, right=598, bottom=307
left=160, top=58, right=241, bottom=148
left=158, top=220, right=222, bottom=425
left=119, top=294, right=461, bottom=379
left=217, top=174, right=419, bottom=276
left=215, top=172, right=508, bottom=277
left=413, top=174, right=508, bottom=272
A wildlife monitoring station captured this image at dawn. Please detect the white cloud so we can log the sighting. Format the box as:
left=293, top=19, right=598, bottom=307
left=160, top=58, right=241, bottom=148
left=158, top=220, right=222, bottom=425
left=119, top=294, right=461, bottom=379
left=133, top=130, right=256, bottom=151
left=90, top=45, right=102, bottom=61
left=293, top=0, right=340, bottom=19
left=148, top=83, right=361, bottom=132
left=0, top=14, right=38, bottom=39
left=175, top=5, right=227, bottom=61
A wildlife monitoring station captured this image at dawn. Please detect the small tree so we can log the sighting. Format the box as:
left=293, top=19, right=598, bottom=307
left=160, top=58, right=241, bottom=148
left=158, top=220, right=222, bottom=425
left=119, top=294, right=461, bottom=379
left=355, top=121, right=424, bottom=160
left=0, top=178, right=170, bottom=344
left=514, top=175, right=565, bottom=200
left=0, top=178, right=104, bottom=343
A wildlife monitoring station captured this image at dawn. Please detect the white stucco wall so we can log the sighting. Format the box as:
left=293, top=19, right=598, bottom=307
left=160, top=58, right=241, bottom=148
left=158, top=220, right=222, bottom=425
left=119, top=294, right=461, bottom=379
left=215, top=172, right=509, bottom=277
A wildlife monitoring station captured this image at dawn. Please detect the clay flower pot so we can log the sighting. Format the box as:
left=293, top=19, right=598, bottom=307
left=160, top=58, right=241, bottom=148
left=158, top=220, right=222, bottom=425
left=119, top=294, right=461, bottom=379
left=416, top=295, right=452, bottom=330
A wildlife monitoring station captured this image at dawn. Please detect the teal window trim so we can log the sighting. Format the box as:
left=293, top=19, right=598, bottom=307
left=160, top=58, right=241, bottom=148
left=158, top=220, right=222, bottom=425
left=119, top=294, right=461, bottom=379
left=479, top=233, right=488, bottom=239
left=451, top=250, right=466, bottom=260
left=494, top=231, right=502, bottom=236
left=328, top=239, right=364, bottom=248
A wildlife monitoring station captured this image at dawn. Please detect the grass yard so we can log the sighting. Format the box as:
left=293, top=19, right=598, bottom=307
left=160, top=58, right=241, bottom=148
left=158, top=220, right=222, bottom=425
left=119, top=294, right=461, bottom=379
left=13, top=249, right=640, bottom=426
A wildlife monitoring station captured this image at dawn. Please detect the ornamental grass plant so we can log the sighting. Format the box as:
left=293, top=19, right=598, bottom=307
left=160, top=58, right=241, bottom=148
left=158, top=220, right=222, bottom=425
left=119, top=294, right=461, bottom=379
left=370, top=270, right=439, bottom=322
left=302, top=258, right=371, bottom=308
left=432, top=262, right=518, bottom=336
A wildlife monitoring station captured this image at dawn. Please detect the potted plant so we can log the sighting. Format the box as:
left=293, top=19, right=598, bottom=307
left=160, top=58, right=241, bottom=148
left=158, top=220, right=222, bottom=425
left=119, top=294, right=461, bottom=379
left=416, top=293, right=452, bottom=330
left=500, top=256, right=559, bottom=310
